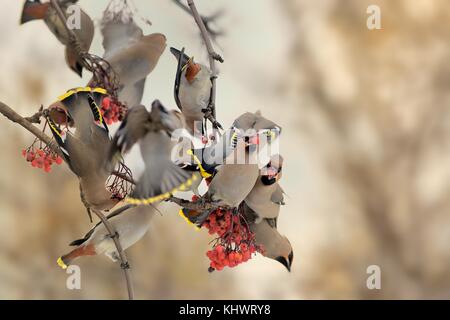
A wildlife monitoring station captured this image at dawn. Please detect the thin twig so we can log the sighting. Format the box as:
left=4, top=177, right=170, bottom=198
left=91, top=208, right=135, bottom=300
left=186, top=0, right=224, bottom=128
left=0, top=101, right=63, bottom=157
left=173, top=0, right=225, bottom=41
left=112, top=170, right=136, bottom=185
left=47, top=0, right=134, bottom=300
left=168, top=196, right=227, bottom=211
left=0, top=100, right=136, bottom=299
left=0, top=100, right=133, bottom=183
left=24, top=105, right=46, bottom=124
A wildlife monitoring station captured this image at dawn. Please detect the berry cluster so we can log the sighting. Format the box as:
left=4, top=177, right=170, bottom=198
left=22, top=146, right=63, bottom=173
left=101, top=97, right=127, bottom=125
left=203, top=207, right=261, bottom=272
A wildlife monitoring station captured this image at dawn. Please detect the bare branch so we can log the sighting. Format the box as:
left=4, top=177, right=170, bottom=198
left=185, top=0, right=224, bottom=129
left=167, top=196, right=228, bottom=211
left=0, top=101, right=63, bottom=157
left=0, top=99, right=136, bottom=299
left=24, top=105, right=46, bottom=124
left=112, top=170, right=136, bottom=185
left=91, top=207, right=135, bottom=300
left=173, top=0, right=225, bottom=41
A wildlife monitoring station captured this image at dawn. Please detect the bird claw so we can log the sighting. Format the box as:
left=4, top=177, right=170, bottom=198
left=202, top=104, right=223, bottom=130
left=108, top=232, right=120, bottom=240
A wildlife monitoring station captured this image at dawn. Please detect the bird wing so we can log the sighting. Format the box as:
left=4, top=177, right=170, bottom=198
left=107, top=33, right=166, bottom=85
left=126, top=132, right=197, bottom=205
left=108, top=105, right=149, bottom=160
left=101, top=17, right=143, bottom=59
left=68, top=204, right=131, bottom=247
left=119, top=78, right=146, bottom=109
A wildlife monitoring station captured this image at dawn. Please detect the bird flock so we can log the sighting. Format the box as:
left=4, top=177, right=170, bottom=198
left=19, top=0, right=293, bottom=274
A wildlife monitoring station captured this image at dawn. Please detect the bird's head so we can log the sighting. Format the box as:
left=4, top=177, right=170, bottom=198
left=183, top=57, right=201, bottom=83
left=20, top=0, right=49, bottom=24
left=265, top=235, right=293, bottom=272
left=170, top=46, right=201, bottom=84
left=274, top=243, right=294, bottom=272
left=252, top=218, right=293, bottom=272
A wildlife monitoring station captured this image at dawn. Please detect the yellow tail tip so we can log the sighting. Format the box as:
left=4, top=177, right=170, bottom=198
left=57, top=257, right=67, bottom=270
left=179, top=209, right=200, bottom=231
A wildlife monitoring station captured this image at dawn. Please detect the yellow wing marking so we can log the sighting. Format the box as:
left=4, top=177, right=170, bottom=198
left=179, top=209, right=201, bottom=230
left=187, top=149, right=212, bottom=179
left=126, top=173, right=198, bottom=205
left=58, top=87, right=108, bottom=101
left=47, top=117, right=63, bottom=139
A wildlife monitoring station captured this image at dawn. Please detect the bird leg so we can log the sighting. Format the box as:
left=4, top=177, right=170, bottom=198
left=202, top=103, right=223, bottom=130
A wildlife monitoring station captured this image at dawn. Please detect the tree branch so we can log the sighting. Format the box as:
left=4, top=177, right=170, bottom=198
left=0, top=101, right=63, bottom=157
left=168, top=196, right=228, bottom=211
left=92, top=207, right=135, bottom=300
left=186, top=0, right=224, bottom=128
left=173, top=0, right=225, bottom=41
left=0, top=99, right=136, bottom=299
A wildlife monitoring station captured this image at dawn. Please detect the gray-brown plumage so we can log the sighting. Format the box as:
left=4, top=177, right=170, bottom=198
left=182, top=111, right=281, bottom=226
left=244, top=155, right=285, bottom=223
left=170, top=47, right=212, bottom=134
left=100, top=14, right=166, bottom=108
left=57, top=205, right=156, bottom=268
left=243, top=203, right=293, bottom=272
left=47, top=87, right=119, bottom=214
left=20, top=0, right=94, bottom=77
left=109, top=100, right=195, bottom=205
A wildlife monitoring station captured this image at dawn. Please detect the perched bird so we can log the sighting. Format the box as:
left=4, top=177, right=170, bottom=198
left=244, top=154, right=285, bottom=223
left=181, top=111, right=281, bottom=226
left=100, top=14, right=166, bottom=108
left=20, top=0, right=95, bottom=77
left=57, top=205, right=155, bottom=268
left=243, top=203, right=293, bottom=272
left=47, top=87, right=119, bottom=216
left=170, top=47, right=212, bottom=134
left=109, top=100, right=197, bottom=205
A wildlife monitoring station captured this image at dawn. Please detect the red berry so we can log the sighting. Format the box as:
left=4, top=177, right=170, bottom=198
left=102, top=97, right=111, bottom=110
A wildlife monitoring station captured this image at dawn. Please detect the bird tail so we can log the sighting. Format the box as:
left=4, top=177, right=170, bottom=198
left=57, top=244, right=96, bottom=270
left=179, top=208, right=213, bottom=228
left=20, top=0, right=49, bottom=24
left=126, top=165, right=198, bottom=205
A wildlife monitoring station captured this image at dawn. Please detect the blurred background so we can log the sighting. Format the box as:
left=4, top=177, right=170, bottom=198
left=0, top=0, right=449, bottom=299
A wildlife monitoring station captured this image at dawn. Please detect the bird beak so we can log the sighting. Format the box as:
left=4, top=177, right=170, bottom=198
left=275, top=256, right=291, bottom=272
left=20, top=0, right=47, bottom=24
